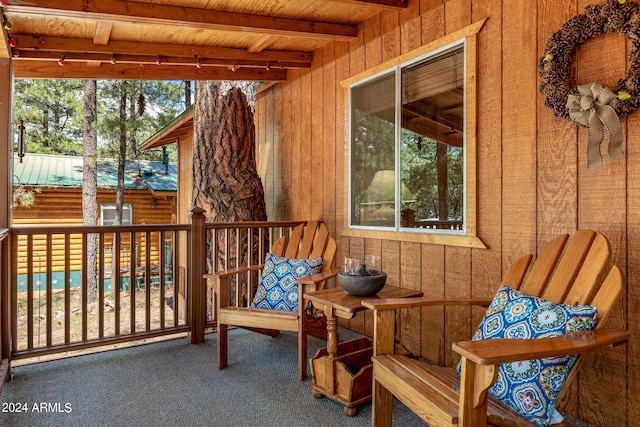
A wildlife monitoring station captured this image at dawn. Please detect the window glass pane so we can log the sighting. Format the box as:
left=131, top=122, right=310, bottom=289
left=400, top=45, right=464, bottom=231
left=101, top=203, right=132, bottom=226
left=350, top=72, right=396, bottom=227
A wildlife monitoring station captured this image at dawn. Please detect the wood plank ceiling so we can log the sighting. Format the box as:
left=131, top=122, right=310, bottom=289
left=0, top=0, right=406, bottom=81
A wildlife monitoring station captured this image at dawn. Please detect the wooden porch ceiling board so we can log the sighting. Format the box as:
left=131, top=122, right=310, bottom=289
left=2, top=0, right=403, bottom=80
left=6, top=1, right=359, bottom=40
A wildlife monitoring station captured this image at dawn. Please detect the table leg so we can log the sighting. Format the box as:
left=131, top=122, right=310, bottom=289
left=326, top=310, right=338, bottom=357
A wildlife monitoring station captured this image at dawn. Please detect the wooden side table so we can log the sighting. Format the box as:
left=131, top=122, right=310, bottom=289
left=305, top=285, right=422, bottom=416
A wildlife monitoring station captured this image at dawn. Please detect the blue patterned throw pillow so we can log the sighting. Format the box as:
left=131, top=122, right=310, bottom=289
left=462, top=285, right=597, bottom=427
left=250, top=253, right=323, bottom=312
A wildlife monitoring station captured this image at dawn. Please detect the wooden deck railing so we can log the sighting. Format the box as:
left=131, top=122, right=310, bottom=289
left=10, top=223, right=191, bottom=360
left=3, top=210, right=310, bottom=365
left=0, top=227, right=10, bottom=389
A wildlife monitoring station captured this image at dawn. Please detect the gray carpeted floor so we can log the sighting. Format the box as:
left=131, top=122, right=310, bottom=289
left=0, top=328, right=425, bottom=427
left=0, top=328, right=597, bottom=427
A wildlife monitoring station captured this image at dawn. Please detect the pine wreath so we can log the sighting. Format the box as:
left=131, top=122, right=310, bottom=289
left=538, top=0, right=640, bottom=166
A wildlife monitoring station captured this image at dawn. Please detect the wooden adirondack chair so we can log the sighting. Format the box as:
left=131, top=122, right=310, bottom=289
left=363, top=230, right=630, bottom=427
left=206, top=221, right=339, bottom=381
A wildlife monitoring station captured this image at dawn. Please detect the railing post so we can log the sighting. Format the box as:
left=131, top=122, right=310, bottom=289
left=188, top=206, right=206, bottom=344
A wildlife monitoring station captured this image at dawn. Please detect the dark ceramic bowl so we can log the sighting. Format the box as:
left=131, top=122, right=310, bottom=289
left=338, top=271, right=387, bottom=297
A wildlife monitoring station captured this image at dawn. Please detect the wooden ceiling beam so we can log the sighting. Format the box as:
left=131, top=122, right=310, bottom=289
left=11, top=35, right=313, bottom=68
left=6, top=1, right=358, bottom=40
left=12, top=49, right=310, bottom=70
left=0, top=28, right=9, bottom=59
left=12, top=61, right=286, bottom=81
left=92, top=21, right=113, bottom=46
left=247, top=35, right=274, bottom=54
left=321, top=0, right=407, bottom=10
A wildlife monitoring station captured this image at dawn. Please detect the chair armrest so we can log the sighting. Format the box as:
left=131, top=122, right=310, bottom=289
left=453, top=329, right=630, bottom=417
left=362, top=296, right=494, bottom=311
left=453, top=329, right=630, bottom=366
left=296, top=266, right=341, bottom=285
left=204, top=264, right=264, bottom=280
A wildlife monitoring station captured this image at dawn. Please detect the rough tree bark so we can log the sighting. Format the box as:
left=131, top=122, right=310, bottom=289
left=192, top=81, right=266, bottom=312
left=113, top=84, right=128, bottom=227
left=193, top=82, right=265, bottom=222
left=82, top=80, right=98, bottom=303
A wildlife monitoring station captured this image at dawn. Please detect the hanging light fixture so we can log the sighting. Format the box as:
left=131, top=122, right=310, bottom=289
left=110, top=54, right=117, bottom=64
left=231, top=63, right=238, bottom=72
left=196, top=58, right=202, bottom=69
left=57, top=56, right=65, bottom=66
left=265, top=62, right=271, bottom=71
left=7, top=36, right=16, bottom=48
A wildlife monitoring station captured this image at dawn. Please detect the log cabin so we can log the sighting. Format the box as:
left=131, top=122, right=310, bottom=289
left=0, top=1, right=638, bottom=425
left=12, top=153, right=177, bottom=286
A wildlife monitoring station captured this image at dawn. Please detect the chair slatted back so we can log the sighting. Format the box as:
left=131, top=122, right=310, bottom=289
left=271, top=221, right=337, bottom=283
left=502, top=230, right=623, bottom=406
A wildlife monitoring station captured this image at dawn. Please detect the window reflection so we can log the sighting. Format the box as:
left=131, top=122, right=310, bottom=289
left=349, top=43, right=465, bottom=232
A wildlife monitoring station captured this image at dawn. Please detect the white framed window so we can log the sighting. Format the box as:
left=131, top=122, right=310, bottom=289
left=349, top=41, right=466, bottom=235
left=100, top=203, right=132, bottom=226
left=343, top=21, right=485, bottom=247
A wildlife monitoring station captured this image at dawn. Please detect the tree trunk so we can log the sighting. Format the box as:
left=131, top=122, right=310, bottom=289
left=436, top=142, right=448, bottom=222
left=192, top=81, right=266, bottom=312
left=193, top=82, right=264, bottom=222
left=113, top=84, right=127, bottom=227
left=83, top=80, right=98, bottom=303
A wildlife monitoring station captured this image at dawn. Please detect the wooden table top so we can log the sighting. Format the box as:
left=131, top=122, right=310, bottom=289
left=305, top=285, right=423, bottom=315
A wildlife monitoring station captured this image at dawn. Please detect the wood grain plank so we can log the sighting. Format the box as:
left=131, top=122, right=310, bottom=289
left=470, top=0, right=502, bottom=332
left=625, top=42, right=640, bottom=427
left=300, top=67, right=314, bottom=219
left=289, top=69, right=303, bottom=221
left=262, top=87, right=275, bottom=219
left=382, top=27, right=400, bottom=63
left=536, top=1, right=578, bottom=245
left=322, top=43, right=337, bottom=244
left=280, top=80, right=293, bottom=220
left=421, top=4, right=445, bottom=44
left=311, top=53, right=324, bottom=220
left=420, top=244, right=445, bottom=364
left=444, top=245, right=471, bottom=368
left=573, top=2, right=628, bottom=423
left=335, top=40, right=350, bottom=275
left=501, top=0, right=537, bottom=266
left=399, top=241, right=422, bottom=355
left=401, top=16, right=422, bottom=53
left=444, top=0, right=471, bottom=33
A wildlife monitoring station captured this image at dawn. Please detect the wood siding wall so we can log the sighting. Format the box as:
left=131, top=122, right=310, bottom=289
left=255, top=0, right=636, bottom=425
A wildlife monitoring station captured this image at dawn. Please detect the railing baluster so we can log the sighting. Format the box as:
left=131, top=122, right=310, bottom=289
left=81, top=233, right=88, bottom=342
left=46, top=234, right=53, bottom=348
left=173, top=231, right=179, bottom=327
left=10, top=234, right=19, bottom=353
left=98, top=232, right=104, bottom=340
left=27, top=235, right=33, bottom=351
left=64, top=234, right=71, bottom=345
left=114, top=232, right=121, bottom=337
left=159, top=230, right=166, bottom=329
left=128, top=231, right=135, bottom=334
left=145, top=230, right=151, bottom=332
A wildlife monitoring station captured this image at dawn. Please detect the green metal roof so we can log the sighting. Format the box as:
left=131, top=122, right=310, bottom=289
left=14, top=153, right=177, bottom=192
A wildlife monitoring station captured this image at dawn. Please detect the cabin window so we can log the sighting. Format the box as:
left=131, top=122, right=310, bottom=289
left=349, top=40, right=470, bottom=236
left=100, top=203, right=133, bottom=226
